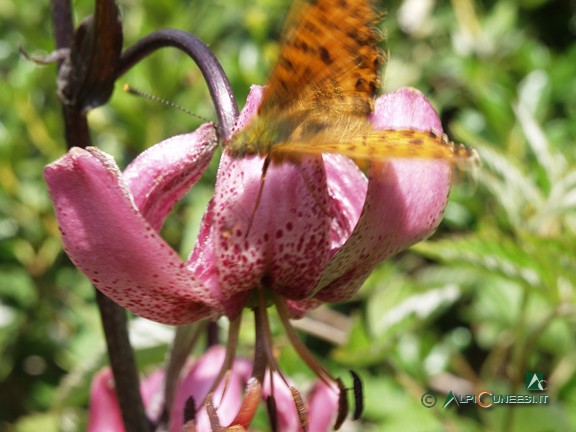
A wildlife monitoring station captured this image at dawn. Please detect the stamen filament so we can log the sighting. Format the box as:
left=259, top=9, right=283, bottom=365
left=254, top=288, right=311, bottom=431
left=255, top=288, right=288, bottom=383
left=252, top=292, right=271, bottom=384
left=197, top=316, right=242, bottom=411
left=272, top=293, right=334, bottom=386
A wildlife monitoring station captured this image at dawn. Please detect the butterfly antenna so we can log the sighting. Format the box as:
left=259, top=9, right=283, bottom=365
left=123, top=84, right=211, bottom=123
left=245, top=156, right=271, bottom=239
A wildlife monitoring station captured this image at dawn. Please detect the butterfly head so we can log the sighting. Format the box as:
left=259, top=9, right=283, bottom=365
left=224, top=115, right=275, bottom=158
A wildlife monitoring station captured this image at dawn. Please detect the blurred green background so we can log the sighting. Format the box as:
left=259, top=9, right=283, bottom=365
left=1, top=0, right=576, bottom=430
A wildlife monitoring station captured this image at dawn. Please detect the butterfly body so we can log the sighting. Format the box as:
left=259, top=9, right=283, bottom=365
left=225, top=107, right=374, bottom=163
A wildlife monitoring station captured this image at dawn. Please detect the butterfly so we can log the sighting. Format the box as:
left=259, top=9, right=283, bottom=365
left=224, top=0, right=476, bottom=171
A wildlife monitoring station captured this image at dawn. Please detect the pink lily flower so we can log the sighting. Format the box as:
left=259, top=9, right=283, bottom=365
left=46, top=85, right=454, bottom=428
left=45, top=85, right=451, bottom=321
left=88, top=345, right=338, bottom=431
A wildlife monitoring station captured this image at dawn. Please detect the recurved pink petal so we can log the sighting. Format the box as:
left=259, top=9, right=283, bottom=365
left=210, top=86, right=332, bottom=303
left=263, top=375, right=300, bottom=432
left=186, top=199, right=253, bottom=318
left=88, top=369, right=124, bottom=432
left=314, top=88, right=452, bottom=303
left=88, top=368, right=164, bottom=432
left=322, top=153, right=366, bottom=252
left=285, top=155, right=366, bottom=314
left=308, top=381, right=339, bottom=431
left=123, top=123, right=218, bottom=231
left=169, top=345, right=252, bottom=432
left=45, top=147, right=221, bottom=324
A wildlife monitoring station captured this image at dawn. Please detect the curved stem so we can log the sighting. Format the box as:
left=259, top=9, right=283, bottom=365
left=117, top=29, right=238, bottom=140
left=50, top=0, right=90, bottom=146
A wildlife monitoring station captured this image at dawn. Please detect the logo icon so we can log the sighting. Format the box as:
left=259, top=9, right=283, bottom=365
left=443, top=390, right=460, bottom=408
left=526, top=373, right=547, bottom=391
left=421, top=392, right=437, bottom=408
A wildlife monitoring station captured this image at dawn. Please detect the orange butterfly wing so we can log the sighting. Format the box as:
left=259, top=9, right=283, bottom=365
left=228, top=0, right=478, bottom=171
left=259, top=0, right=382, bottom=118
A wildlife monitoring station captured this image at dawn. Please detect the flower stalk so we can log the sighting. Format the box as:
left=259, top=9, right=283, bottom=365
left=49, top=0, right=150, bottom=430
